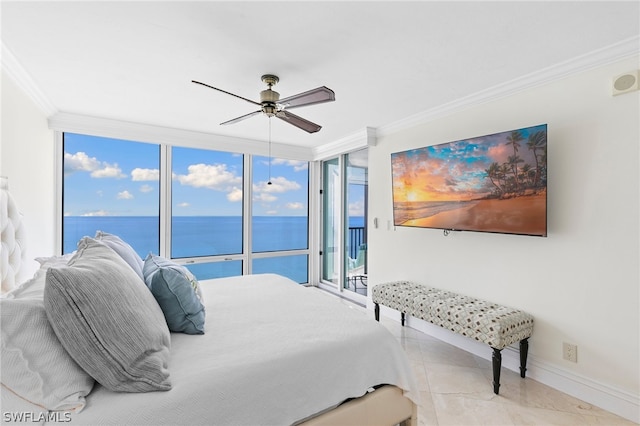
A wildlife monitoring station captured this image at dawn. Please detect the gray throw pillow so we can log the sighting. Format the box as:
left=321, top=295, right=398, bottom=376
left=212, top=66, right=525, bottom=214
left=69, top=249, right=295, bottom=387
left=44, top=237, right=171, bottom=392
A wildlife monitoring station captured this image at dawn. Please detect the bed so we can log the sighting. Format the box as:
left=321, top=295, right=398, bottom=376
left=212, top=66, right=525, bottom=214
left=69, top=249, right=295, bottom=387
left=1, top=183, right=418, bottom=425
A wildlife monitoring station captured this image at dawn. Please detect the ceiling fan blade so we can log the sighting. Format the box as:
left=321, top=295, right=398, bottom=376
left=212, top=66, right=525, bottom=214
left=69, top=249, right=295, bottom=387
left=221, top=110, right=262, bottom=125
left=192, top=80, right=261, bottom=107
left=278, top=86, right=335, bottom=109
left=276, top=110, right=322, bottom=133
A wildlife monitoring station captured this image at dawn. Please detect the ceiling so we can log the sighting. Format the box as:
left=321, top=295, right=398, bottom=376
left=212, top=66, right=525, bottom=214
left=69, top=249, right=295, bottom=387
left=2, top=1, right=639, bottom=150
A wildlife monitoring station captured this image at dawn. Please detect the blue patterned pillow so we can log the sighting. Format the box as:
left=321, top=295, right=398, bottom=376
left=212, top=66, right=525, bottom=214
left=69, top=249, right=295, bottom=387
left=143, top=254, right=205, bottom=335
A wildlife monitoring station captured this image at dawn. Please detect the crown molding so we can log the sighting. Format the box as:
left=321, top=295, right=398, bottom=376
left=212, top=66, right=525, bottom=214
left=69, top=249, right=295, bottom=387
left=377, top=36, right=640, bottom=139
left=48, top=112, right=315, bottom=160
left=5, top=35, right=638, bottom=159
left=312, top=126, right=377, bottom=160
left=1, top=42, right=57, bottom=117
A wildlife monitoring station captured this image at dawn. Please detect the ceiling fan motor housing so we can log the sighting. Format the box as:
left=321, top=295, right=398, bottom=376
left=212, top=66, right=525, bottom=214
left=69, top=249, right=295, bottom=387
left=260, top=75, right=280, bottom=116
left=260, top=89, right=280, bottom=103
left=260, top=90, right=279, bottom=116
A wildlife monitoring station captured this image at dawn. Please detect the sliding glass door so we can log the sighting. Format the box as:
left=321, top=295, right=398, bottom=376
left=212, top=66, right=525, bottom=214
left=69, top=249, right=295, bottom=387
left=345, top=150, right=368, bottom=295
left=321, top=149, right=368, bottom=297
left=322, top=158, right=341, bottom=285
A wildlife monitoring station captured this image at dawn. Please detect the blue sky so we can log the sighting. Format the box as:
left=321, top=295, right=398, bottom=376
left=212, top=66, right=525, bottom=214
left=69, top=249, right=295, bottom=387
left=63, top=133, right=310, bottom=216
left=392, top=124, right=547, bottom=202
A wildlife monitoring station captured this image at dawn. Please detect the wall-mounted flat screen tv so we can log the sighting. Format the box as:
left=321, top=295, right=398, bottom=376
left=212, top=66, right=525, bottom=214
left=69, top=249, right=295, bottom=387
left=391, top=124, right=547, bottom=237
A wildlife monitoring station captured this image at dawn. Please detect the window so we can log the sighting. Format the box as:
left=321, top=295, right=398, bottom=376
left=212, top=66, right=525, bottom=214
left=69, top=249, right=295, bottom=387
left=62, top=133, right=310, bottom=283
left=171, top=147, right=243, bottom=258
left=251, top=155, right=310, bottom=283
left=62, top=133, right=160, bottom=258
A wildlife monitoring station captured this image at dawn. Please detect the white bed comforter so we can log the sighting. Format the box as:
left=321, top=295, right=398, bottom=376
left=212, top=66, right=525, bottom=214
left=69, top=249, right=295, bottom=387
left=64, top=274, right=418, bottom=425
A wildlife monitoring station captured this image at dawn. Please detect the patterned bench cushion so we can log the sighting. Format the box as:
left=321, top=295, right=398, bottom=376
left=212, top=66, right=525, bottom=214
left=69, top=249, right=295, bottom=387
left=372, top=281, right=423, bottom=313
left=375, top=282, right=533, bottom=350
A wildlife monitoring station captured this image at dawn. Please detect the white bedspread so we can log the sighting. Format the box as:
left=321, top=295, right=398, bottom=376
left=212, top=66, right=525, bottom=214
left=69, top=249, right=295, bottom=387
left=63, top=274, right=417, bottom=425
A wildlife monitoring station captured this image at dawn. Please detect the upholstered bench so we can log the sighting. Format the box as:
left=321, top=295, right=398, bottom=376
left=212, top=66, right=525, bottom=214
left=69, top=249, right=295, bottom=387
left=372, top=281, right=534, bottom=394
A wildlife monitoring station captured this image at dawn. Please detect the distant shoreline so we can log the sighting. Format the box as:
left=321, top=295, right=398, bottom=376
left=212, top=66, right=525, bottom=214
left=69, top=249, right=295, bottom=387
left=401, top=194, right=546, bottom=236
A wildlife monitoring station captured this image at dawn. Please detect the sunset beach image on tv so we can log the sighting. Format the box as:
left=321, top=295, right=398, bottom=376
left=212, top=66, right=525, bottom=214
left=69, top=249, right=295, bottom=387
left=391, top=124, right=547, bottom=237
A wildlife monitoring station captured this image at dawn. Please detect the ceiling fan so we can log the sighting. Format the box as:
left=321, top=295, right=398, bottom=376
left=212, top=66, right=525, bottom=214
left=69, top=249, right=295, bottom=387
left=192, top=74, right=335, bottom=134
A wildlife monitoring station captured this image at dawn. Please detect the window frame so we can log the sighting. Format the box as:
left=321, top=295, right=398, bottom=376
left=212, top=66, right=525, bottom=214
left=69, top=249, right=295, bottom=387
left=57, top=131, right=312, bottom=284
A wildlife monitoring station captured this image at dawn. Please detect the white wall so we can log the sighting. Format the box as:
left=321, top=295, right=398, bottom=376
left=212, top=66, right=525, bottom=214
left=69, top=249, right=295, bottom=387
left=2, top=52, right=638, bottom=419
left=1, top=70, right=56, bottom=278
left=368, top=56, right=639, bottom=418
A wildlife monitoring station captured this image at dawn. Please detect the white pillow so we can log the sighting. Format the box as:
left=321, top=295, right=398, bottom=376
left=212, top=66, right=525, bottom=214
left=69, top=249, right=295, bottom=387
left=2, top=254, right=73, bottom=300
left=36, top=253, right=75, bottom=268
left=94, top=231, right=145, bottom=281
left=0, top=297, right=95, bottom=412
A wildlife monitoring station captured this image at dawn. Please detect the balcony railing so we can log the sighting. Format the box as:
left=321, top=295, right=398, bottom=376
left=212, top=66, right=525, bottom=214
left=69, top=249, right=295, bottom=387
left=348, top=226, right=365, bottom=259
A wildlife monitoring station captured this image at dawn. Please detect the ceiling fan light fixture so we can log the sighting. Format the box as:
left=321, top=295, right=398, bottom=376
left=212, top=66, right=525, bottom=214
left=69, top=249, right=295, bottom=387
left=263, top=104, right=277, bottom=117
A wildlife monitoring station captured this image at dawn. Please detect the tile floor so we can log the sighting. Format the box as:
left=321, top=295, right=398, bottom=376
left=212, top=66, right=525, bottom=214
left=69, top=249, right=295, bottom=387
left=320, top=288, right=636, bottom=425
left=375, top=314, right=637, bottom=426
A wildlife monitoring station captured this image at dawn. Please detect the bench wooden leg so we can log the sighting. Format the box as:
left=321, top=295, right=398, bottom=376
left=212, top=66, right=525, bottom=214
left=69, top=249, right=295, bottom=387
left=492, top=348, right=502, bottom=394
left=374, top=303, right=380, bottom=321
left=520, top=338, right=529, bottom=378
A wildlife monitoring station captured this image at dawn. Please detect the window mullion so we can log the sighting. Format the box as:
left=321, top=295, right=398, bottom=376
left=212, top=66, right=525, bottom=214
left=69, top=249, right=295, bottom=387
left=307, top=161, right=320, bottom=285
left=243, top=154, right=252, bottom=275
left=338, top=154, right=347, bottom=292
left=159, top=144, right=171, bottom=258
left=55, top=131, right=64, bottom=255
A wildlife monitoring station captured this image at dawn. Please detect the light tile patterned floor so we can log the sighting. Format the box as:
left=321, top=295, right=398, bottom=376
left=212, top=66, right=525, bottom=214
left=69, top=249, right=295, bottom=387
left=319, top=288, right=636, bottom=425
left=376, top=314, right=637, bottom=426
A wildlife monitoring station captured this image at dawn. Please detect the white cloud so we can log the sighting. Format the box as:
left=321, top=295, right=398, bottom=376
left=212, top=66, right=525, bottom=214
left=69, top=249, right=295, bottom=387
left=177, top=202, right=190, bottom=208
left=266, top=210, right=278, bottom=215
left=286, top=202, right=304, bottom=210
left=349, top=199, right=365, bottom=216
left=270, top=158, right=308, bottom=171
left=132, top=168, right=159, bottom=181
left=254, top=192, right=277, bottom=202
left=176, top=163, right=242, bottom=191
left=64, top=151, right=101, bottom=174
left=64, top=151, right=126, bottom=178
left=82, top=210, right=109, bottom=216
left=227, top=187, right=243, bottom=202
left=117, top=190, right=134, bottom=200
left=139, top=184, right=154, bottom=193
left=253, top=176, right=300, bottom=194
left=92, top=165, right=126, bottom=179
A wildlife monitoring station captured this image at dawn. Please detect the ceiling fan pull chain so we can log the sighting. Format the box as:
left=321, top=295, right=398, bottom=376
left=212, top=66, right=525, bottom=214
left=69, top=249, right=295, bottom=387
left=268, top=117, right=272, bottom=185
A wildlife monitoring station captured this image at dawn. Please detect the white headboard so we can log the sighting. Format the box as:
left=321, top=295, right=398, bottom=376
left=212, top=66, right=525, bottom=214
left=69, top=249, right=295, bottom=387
left=1, top=177, right=27, bottom=293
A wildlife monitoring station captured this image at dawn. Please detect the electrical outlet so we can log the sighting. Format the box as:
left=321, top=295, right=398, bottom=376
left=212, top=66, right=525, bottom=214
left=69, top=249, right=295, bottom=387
left=563, top=342, right=577, bottom=363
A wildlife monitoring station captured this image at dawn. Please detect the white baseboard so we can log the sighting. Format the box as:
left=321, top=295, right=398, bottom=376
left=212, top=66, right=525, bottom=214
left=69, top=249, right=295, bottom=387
left=377, top=307, right=640, bottom=423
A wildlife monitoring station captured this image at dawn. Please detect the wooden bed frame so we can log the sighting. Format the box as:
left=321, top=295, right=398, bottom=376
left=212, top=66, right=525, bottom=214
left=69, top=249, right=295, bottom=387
left=300, top=385, right=417, bottom=426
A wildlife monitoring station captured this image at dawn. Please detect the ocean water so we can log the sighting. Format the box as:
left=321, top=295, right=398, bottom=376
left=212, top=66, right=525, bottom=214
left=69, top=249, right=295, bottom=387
left=63, top=216, right=364, bottom=283
left=393, top=201, right=477, bottom=224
